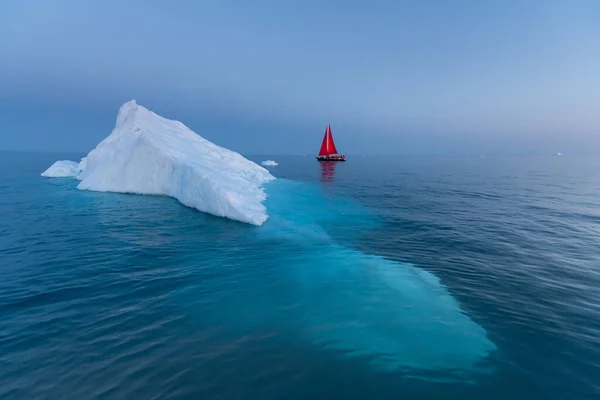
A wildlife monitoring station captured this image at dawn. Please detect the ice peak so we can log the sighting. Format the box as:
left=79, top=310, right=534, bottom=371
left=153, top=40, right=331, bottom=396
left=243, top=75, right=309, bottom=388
left=116, top=99, right=141, bottom=128
left=115, top=99, right=163, bottom=131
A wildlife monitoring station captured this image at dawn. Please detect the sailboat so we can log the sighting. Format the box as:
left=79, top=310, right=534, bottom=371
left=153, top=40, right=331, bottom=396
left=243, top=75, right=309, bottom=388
left=316, top=123, right=346, bottom=161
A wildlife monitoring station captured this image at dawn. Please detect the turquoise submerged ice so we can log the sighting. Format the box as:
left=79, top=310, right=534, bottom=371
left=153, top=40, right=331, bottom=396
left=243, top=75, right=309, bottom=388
left=41, top=103, right=495, bottom=374
left=260, top=179, right=496, bottom=372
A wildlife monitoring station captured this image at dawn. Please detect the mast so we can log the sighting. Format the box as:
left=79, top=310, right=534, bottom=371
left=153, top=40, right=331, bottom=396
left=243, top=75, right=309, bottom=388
left=327, top=123, right=338, bottom=155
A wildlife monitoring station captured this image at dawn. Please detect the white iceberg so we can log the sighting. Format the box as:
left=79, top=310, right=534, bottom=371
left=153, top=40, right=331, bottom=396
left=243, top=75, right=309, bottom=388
left=42, top=100, right=275, bottom=225
left=261, top=160, right=278, bottom=167
left=41, top=160, right=82, bottom=178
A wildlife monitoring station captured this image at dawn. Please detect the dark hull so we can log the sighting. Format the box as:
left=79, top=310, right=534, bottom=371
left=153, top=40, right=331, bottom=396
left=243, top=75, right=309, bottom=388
left=316, top=156, right=346, bottom=161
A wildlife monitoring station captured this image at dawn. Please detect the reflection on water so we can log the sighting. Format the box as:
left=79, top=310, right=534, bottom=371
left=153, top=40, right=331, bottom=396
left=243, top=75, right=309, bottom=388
left=319, top=161, right=337, bottom=183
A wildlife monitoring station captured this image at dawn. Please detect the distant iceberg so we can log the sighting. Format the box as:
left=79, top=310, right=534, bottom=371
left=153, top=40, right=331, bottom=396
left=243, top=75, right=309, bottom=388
left=42, top=100, right=275, bottom=225
left=261, top=160, right=278, bottom=166
left=41, top=160, right=82, bottom=178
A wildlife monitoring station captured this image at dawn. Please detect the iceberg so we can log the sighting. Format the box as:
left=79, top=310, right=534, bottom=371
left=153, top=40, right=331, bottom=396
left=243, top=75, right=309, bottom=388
left=42, top=100, right=275, bottom=225
left=41, top=160, right=82, bottom=178
left=261, top=160, right=278, bottom=167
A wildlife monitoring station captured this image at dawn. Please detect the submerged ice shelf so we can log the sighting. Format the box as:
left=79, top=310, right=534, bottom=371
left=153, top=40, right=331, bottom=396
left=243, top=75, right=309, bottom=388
left=41, top=100, right=274, bottom=225
left=260, top=179, right=497, bottom=373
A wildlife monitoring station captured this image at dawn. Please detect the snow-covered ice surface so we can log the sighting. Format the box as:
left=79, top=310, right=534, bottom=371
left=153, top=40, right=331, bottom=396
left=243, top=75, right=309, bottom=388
left=41, top=160, right=82, bottom=178
left=261, top=160, right=278, bottom=166
left=42, top=100, right=275, bottom=225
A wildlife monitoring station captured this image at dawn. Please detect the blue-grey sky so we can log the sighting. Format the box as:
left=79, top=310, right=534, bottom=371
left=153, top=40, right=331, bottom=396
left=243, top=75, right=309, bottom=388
left=1, top=0, right=599, bottom=154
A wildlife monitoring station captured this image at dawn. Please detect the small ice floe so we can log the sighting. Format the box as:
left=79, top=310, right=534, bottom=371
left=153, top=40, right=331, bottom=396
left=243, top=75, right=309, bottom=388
left=41, top=160, right=82, bottom=178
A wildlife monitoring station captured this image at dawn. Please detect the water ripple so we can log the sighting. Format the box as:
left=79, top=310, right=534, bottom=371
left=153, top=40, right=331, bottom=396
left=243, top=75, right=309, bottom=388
left=1, top=154, right=600, bottom=399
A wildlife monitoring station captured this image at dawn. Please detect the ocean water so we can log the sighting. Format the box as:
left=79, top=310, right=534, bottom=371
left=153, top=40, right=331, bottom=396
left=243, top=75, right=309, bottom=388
left=1, top=152, right=600, bottom=399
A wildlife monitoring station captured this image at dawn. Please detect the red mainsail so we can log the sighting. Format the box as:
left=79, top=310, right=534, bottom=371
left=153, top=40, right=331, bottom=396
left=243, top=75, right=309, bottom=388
left=318, top=124, right=339, bottom=156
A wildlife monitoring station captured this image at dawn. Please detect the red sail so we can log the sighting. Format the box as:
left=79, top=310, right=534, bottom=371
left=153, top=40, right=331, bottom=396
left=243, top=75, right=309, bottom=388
left=318, top=124, right=338, bottom=156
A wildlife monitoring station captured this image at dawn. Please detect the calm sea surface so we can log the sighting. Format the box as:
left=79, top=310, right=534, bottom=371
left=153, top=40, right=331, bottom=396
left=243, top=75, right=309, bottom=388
left=1, top=152, right=600, bottom=399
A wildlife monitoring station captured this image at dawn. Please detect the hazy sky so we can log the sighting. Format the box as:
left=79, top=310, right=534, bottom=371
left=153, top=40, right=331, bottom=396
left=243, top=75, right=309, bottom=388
left=1, top=0, right=599, bottom=154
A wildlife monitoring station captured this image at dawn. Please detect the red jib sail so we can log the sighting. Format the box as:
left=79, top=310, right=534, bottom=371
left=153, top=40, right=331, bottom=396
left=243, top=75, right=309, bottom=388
left=318, top=123, right=339, bottom=156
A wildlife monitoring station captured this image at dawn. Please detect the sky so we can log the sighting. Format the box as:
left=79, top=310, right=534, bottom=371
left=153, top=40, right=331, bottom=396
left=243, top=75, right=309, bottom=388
left=1, top=0, right=599, bottom=155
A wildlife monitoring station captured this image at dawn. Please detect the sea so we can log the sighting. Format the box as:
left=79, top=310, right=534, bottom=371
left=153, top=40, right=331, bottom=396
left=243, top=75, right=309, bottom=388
left=1, top=151, right=599, bottom=400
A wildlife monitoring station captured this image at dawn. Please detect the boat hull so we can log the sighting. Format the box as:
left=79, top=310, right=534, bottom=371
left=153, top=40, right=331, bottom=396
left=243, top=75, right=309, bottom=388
left=316, top=155, right=346, bottom=162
